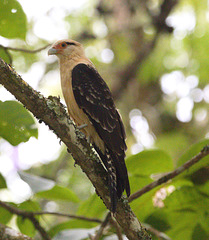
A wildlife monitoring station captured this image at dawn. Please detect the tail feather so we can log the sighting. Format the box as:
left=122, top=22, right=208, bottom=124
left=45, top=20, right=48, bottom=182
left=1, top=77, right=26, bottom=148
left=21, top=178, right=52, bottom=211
left=93, top=144, right=130, bottom=212
left=109, top=150, right=130, bottom=197
left=106, top=150, right=118, bottom=212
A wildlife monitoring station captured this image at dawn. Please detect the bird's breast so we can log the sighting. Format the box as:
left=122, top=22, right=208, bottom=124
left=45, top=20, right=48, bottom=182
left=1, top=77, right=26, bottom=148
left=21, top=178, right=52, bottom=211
left=60, top=66, right=105, bottom=153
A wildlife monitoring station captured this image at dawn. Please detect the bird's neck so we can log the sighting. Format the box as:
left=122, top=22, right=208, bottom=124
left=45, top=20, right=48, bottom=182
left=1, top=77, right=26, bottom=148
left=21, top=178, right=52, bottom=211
left=59, top=53, right=93, bottom=72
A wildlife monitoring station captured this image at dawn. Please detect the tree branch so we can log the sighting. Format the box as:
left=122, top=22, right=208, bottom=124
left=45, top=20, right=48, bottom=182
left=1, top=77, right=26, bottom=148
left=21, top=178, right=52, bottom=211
left=0, top=44, right=51, bottom=65
left=112, top=0, right=179, bottom=100
left=32, top=211, right=102, bottom=223
left=143, top=223, right=171, bottom=240
left=129, top=145, right=209, bottom=202
left=90, top=212, right=111, bottom=240
left=0, top=43, right=51, bottom=54
left=110, top=215, right=124, bottom=240
left=0, top=201, right=50, bottom=240
left=0, top=58, right=150, bottom=240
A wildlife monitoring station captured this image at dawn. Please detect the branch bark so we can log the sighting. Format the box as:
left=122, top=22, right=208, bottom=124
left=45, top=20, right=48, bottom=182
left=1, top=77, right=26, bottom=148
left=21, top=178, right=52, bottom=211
left=0, top=224, right=33, bottom=240
left=128, top=145, right=209, bottom=202
left=0, top=58, right=151, bottom=240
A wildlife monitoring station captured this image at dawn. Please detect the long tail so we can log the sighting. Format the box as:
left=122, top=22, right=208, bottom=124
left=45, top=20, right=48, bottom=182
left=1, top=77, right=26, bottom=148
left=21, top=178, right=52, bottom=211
left=106, top=149, right=118, bottom=212
left=93, top=144, right=129, bottom=212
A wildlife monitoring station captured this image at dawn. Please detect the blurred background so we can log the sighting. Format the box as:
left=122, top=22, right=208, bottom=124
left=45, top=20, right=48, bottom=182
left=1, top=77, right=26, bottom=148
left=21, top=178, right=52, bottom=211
left=0, top=0, right=209, bottom=239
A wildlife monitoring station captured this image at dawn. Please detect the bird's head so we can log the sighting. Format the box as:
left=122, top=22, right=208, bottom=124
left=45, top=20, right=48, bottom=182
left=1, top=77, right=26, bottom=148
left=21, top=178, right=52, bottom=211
left=48, top=39, right=84, bottom=59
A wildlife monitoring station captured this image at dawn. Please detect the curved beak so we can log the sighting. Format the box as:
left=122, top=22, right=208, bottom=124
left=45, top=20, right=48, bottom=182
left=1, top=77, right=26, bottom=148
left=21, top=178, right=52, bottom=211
left=48, top=47, right=58, bottom=56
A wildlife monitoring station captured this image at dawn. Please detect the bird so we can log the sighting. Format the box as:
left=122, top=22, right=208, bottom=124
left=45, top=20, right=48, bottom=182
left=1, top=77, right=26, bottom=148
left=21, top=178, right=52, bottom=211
left=48, top=39, right=130, bottom=212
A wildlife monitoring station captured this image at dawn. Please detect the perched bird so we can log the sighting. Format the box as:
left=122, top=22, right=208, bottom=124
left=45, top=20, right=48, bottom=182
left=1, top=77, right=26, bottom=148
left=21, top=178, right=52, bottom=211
left=48, top=39, right=130, bottom=212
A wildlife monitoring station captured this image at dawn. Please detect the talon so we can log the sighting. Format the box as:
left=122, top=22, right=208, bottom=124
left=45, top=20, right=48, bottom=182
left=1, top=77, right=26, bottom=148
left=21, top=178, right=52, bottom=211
left=77, top=123, right=88, bottom=130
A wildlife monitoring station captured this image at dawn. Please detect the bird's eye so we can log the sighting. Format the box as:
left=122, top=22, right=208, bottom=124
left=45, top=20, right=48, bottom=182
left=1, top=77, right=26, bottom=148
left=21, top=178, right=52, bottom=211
left=61, top=43, right=66, bottom=47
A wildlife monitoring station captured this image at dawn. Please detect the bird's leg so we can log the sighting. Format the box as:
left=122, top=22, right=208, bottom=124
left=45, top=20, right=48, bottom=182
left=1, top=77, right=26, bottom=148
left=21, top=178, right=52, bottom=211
left=77, top=123, right=88, bottom=130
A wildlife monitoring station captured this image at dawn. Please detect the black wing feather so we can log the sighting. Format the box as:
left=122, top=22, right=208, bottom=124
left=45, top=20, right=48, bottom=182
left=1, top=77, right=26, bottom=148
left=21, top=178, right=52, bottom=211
left=72, top=64, right=126, bottom=152
left=72, top=63, right=130, bottom=202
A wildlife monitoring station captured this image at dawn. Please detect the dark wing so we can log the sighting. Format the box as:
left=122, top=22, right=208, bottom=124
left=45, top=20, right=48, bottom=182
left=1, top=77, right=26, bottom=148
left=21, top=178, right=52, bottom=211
left=72, top=63, right=130, bottom=197
left=72, top=63, right=126, bottom=155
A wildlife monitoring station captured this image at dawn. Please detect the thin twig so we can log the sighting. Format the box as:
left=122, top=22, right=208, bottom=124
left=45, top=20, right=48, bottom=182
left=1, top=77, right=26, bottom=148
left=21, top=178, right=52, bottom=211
left=110, top=216, right=123, bottom=240
left=143, top=223, right=171, bottom=240
left=0, top=200, right=51, bottom=240
left=90, top=212, right=111, bottom=240
left=0, top=43, right=51, bottom=54
left=129, top=145, right=209, bottom=202
left=0, top=43, right=51, bottom=65
left=33, top=211, right=102, bottom=223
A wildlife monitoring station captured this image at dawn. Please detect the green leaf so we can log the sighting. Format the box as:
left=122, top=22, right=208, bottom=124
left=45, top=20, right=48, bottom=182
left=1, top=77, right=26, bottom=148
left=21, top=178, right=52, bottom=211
left=49, top=220, right=97, bottom=238
left=16, top=200, right=40, bottom=237
left=177, top=139, right=209, bottom=176
left=164, top=210, right=198, bottom=240
left=164, top=186, right=209, bottom=212
left=19, top=171, right=55, bottom=193
left=197, top=180, right=209, bottom=196
left=36, top=185, right=80, bottom=203
left=145, top=209, right=171, bottom=232
left=192, top=223, right=209, bottom=240
left=126, top=149, right=174, bottom=176
left=77, top=194, right=106, bottom=218
left=53, top=228, right=96, bottom=240
left=155, top=131, right=190, bottom=160
left=0, top=0, right=27, bottom=40
left=0, top=101, right=38, bottom=146
left=162, top=185, right=209, bottom=239
left=0, top=173, right=7, bottom=189
left=0, top=48, right=11, bottom=63
left=0, top=204, right=13, bottom=224
left=128, top=174, right=152, bottom=193
left=19, top=171, right=79, bottom=202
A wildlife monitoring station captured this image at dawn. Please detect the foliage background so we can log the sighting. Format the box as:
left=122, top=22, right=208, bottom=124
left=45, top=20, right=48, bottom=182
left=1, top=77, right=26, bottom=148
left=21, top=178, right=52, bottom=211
left=0, top=0, right=209, bottom=239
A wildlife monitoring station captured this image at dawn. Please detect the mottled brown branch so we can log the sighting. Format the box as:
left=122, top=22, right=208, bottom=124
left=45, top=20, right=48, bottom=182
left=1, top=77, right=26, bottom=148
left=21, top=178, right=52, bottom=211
left=0, top=58, right=150, bottom=240
left=0, top=201, right=50, bottom=240
left=129, top=145, right=209, bottom=202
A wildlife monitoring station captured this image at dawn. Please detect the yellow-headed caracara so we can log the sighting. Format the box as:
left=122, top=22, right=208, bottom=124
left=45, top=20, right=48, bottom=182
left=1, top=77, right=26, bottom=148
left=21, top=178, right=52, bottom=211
left=48, top=39, right=130, bottom=212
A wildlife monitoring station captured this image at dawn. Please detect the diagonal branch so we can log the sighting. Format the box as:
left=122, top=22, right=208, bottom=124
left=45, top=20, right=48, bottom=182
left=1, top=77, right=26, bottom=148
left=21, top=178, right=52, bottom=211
left=129, top=145, right=209, bottom=202
left=0, top=58, right=150, bottom=240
